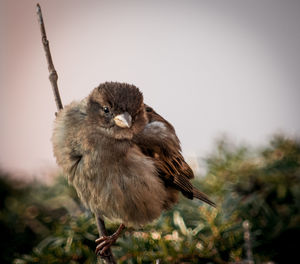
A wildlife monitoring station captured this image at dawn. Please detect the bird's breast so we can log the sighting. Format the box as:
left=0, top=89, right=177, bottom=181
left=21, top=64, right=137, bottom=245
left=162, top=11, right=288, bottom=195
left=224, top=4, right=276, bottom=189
left=73, top=144, right=168, bottom=226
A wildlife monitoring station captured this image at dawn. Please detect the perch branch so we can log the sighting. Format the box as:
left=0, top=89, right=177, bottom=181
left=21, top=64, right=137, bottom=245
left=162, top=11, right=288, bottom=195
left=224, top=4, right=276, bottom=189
left=36, top=4, right=116, bottom=263
left=243, top=220, right=254, bottom=264
left=36, top=3, right=63, bottom=111
left=96, top=216, right=117, bottom=264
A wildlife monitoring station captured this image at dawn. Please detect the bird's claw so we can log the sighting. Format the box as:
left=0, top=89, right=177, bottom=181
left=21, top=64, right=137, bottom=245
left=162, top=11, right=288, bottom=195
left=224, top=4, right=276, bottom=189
left=95, top=235, right=117, bottom=257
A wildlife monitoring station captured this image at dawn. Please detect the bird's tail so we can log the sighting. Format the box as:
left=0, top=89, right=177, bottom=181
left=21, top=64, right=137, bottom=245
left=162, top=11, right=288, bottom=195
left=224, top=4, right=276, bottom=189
left=193, top=187, right=216, bottom=207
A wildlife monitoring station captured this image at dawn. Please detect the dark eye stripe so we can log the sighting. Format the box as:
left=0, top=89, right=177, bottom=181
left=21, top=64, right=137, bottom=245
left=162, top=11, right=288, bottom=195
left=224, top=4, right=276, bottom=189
left=107, top=101, right=113, bottom=108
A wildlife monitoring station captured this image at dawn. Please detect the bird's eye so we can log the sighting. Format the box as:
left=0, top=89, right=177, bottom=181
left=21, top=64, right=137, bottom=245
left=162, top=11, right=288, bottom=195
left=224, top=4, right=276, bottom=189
left=103, top=107, right=110, bottom=113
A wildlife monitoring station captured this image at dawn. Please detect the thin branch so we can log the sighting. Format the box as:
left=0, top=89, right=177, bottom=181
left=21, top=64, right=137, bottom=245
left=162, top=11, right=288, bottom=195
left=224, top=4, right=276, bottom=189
left=96, top=216, right=117, bottom=264
left=243, top=220, right=254, bottom=264
left=36, top=3, right=63, bottom=111
left=36, top=4, right=116, bottom=264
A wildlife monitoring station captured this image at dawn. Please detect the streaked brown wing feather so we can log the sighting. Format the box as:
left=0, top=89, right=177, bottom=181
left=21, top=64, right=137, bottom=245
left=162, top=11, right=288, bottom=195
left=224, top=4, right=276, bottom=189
left=134, top=105, right=194, bottom=197
left=134, top=104, right=216, bottom=207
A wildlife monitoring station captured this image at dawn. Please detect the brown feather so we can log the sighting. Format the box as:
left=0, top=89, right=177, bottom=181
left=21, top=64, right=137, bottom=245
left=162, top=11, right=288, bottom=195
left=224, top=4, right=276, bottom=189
left=193, top=188, right=216, bottom=207
left=134, top=104, right=215, bottom=207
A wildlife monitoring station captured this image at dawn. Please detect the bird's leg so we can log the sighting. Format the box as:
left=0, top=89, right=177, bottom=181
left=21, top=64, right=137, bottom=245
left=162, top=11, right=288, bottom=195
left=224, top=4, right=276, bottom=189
left=95, top=215, right=116, bottom=263
left=95, top=222, right=125, bottom=257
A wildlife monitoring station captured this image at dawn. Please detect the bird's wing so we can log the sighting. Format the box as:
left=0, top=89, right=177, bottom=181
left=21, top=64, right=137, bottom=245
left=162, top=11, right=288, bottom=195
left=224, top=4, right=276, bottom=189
left=133, top=105, right=215, bottom=207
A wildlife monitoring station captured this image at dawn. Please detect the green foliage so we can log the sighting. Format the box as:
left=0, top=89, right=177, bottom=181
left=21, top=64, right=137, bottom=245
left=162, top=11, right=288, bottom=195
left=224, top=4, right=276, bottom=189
left=13, top=215, right=98, bottom=264
left=0, top=135, right=299, bottom=263
left=204, top=135, right=300, bottom=263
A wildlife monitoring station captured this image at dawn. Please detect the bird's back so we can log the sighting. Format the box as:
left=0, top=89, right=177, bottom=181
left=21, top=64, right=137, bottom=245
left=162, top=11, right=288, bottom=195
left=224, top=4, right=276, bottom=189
left=134, top=105, right=215, bottom=208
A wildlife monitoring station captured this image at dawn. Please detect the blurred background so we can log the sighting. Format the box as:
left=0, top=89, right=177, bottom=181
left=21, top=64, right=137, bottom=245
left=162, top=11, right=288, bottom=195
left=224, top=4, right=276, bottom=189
left=0, top=0, right=299, bottom=263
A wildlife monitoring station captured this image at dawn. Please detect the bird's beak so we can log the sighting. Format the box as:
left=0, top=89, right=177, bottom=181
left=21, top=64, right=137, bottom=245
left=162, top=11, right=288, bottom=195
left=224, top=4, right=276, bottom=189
left=114, top=112, right=132, bottom=128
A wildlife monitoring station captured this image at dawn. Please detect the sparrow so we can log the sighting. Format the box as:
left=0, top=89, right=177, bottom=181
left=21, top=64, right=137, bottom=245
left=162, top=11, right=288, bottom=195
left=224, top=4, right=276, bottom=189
left=52, top=82, right=215, bottom=257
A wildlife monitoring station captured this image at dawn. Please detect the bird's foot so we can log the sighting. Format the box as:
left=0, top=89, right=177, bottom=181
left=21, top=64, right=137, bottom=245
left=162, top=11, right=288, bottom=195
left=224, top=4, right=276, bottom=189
left=95, top=224, right=125, bottom=257
left=95, top=234, right=117, bottom=257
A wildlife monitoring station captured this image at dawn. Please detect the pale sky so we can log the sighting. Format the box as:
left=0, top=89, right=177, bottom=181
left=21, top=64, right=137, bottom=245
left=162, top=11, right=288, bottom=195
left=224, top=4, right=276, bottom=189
left=1, top=0, right=300, bottom=178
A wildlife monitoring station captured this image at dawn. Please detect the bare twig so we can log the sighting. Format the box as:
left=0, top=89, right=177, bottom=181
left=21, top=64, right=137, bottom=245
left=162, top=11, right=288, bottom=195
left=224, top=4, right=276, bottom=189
left=243, top=220, right=254, bottom=264
left=96, top=216, right=117, bottom=264
left=36, top=3, right=63, bottom=111
left=36, top=4, right=116, bottom=263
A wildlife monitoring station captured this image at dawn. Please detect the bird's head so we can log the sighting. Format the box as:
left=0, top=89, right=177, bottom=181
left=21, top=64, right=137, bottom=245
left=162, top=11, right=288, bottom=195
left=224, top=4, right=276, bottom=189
left=87, top=82, right=147, bottom=139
